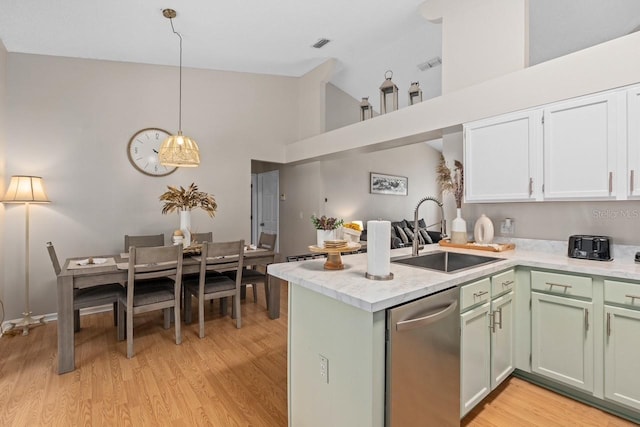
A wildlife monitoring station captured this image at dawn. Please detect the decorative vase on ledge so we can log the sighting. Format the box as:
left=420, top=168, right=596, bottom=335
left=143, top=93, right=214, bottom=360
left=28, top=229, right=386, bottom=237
left=450, top=208, right=468, bottom=244
left=317, top=229, right=336, bottom=247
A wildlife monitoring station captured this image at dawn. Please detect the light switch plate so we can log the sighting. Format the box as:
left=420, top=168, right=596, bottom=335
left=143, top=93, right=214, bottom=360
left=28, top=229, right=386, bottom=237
left=319, top=354, right=329, bottom=384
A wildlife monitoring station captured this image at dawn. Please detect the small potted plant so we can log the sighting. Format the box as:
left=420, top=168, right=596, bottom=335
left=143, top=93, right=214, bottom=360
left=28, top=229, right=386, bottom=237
left=311, top=215, right=344, bottom=247
left=160, top=183, right=217, bottom=246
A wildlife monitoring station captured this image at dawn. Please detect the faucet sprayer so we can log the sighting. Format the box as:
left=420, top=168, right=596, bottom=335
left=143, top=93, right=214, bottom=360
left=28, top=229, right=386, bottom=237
left=412, top=196, right=446, bottom=256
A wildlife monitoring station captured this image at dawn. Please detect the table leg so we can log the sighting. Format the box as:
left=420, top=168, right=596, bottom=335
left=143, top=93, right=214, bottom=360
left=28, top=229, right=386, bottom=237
left=268, top=274, right=280, bottom=320
left=57, top=275, right=75, bottom=374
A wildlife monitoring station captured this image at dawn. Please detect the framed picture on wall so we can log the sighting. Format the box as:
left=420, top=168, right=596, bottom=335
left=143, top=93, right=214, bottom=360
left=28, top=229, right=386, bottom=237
left=370, top=172, right=408, bottom=196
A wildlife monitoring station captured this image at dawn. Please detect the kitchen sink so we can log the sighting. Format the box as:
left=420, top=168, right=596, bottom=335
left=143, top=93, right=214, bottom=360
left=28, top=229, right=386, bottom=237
left=391, top=251, right=502, bottom=273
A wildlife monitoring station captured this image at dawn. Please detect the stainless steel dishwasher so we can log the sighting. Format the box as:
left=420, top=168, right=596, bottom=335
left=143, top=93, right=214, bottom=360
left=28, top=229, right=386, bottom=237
left=386, top=286, right=460, bottom=426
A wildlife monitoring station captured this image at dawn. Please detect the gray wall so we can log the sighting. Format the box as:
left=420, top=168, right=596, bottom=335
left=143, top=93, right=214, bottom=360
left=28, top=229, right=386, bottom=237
left=279, top=143, right=442, bottom=257
left=465, top=201, right=640, bottom=246
left=3, top=53, right=299, bottom=319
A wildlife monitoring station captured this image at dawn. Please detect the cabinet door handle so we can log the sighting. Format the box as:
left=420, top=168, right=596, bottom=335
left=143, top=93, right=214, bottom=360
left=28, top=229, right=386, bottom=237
left=631, top=170, right=635, bottom=194
left=609, top=171, right=613, bottom=194
left=489, top=311, right=495, bottom=333
left=502, top=280, right=514, bottom=287
left=606, top=312, right=611, bottom=337
left=494, top=308, right=502, bottom=330
left=626, top=294, right=640, bottom=303
left=529, top=178, right=533, bottom=196
left=473, top=290, right=488, bottom=299
left=584, top=308, right=589, bottom=332
left=546, top=282, right=572, bottom=292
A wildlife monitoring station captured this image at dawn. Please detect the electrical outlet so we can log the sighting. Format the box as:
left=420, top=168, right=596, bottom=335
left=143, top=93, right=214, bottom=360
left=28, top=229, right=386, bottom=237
left=500, top=218, right=515, bottom=235
left=319, top=354, right=329, bottom=384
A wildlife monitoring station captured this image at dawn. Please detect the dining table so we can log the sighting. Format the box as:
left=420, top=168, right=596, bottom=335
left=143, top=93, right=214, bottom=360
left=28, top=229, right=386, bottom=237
left=56, top=247, right=277, bottom=374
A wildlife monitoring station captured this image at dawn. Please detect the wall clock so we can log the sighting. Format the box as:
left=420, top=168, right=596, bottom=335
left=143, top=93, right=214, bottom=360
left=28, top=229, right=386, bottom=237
left=127, top=128, right=177, bottom=177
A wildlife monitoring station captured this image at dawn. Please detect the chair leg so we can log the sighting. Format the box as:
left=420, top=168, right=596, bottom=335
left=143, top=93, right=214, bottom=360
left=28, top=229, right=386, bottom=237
left=174, top=302, right=182, bottom=345
left=234, top=295, right=241, bottom=329
left=240, top=284, right=247, bottom=300
left=117, top=302, right=125, bottom=341
left=220, top=297, right=228, bottom=315
left=198, top=297, right=205, bottom=339
left=74, top=309, right=81, bottom=332
left=113, top=301, right=118, bottom=326
left=126, top=308, right=134, bottom=359
left=252, top=284, right=259, bottom=303
left=163, top=308, right=171, bottom=329
left=184, top=289, right=193, bottom=324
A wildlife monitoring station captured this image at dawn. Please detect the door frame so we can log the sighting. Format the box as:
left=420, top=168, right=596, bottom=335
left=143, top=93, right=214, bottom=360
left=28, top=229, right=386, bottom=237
left=251, top=170, right=279, bottom=252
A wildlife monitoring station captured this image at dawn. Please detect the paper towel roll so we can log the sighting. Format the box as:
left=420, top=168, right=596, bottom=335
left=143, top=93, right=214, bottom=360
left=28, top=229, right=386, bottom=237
left=367, top=220, right=391, bottom=277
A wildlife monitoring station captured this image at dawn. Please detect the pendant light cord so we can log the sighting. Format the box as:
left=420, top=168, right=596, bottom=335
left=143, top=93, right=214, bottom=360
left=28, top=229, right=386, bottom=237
left=168, top=18, right=183, bottom=133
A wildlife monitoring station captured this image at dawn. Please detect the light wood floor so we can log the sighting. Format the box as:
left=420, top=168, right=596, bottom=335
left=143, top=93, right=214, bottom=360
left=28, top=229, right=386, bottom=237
left=0, top=285, right=636, bottom=426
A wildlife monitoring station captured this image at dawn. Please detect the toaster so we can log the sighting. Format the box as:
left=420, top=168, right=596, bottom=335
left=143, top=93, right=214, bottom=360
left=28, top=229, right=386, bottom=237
left=568, top=235, right=612, bottom=261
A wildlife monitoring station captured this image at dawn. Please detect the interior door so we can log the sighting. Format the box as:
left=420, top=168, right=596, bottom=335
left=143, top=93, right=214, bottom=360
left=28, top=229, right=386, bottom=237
left=257, top=170, right=279, bottom=251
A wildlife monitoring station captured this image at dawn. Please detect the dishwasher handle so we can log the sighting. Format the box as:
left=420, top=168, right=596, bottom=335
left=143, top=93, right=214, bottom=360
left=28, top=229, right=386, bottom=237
left=395, top=300, right=458, bottom=331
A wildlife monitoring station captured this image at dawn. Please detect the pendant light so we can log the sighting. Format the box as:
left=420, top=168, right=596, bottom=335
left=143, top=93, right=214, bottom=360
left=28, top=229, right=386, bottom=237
left=159, top=8, right=200, bottom=168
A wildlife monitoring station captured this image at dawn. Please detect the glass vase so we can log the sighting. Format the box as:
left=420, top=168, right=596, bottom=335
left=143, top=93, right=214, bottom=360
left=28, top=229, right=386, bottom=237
left=450, top=208, right=468, bottom=245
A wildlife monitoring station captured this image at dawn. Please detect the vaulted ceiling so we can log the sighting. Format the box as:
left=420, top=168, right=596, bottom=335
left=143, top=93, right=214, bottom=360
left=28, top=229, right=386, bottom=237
left=1, top=0, right=639, bottom=112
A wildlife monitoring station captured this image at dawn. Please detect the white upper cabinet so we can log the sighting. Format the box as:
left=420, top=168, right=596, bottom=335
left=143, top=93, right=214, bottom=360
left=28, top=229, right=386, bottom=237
left=627, top=86, right=640, bottom=198
left=464, top=84, right=634, bottom=202
left=543, top=92, right=621, bottom=200
left=464, top=110, right=542, bottom=202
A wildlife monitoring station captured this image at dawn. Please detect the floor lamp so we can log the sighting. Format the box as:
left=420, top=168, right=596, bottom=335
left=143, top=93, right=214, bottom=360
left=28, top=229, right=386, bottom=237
left=2, top=176, right=50, bottom=336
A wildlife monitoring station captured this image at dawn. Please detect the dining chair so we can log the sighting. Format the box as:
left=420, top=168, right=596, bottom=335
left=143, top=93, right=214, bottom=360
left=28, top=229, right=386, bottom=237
left=191, top=232, right=213, bottom=243
left=123, top=233, right=164, bottom=252
left=227, top=232, right=276, bottom=308
left=117, top=244, right=183, bottom=358
left=46, top=242, right=124, bottom=333
left=183, top=240, right=245, bottom=338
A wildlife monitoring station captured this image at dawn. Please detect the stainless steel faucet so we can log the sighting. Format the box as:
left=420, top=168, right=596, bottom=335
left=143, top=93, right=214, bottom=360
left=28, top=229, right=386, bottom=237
left=412, top=196, right=446, bottom=256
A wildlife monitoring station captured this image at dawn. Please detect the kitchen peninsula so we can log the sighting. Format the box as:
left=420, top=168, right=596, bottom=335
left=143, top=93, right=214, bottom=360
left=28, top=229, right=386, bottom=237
left=268, top=240, right=640, bottom=426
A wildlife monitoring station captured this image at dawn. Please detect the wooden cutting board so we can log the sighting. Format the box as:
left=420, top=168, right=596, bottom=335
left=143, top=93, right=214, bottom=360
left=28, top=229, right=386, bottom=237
left=439, top=239, right=515, bottom=252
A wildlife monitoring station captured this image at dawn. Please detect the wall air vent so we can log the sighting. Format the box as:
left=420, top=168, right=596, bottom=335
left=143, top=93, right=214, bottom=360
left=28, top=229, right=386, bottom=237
left=417, top=56, right=442, bottom=71
left=312, top=38, right=331, bottom=49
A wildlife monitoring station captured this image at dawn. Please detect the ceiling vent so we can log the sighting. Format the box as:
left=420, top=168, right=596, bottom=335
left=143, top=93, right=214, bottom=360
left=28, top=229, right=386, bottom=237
left=417, top=56, right=442, bottom=71
left=312, top=38, right=331, bottom=49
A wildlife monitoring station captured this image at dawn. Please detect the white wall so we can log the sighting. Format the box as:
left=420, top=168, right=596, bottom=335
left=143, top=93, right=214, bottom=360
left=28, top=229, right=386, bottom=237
left=441, top=0, right=528, bottom=93
left=3, top=53, right=299, bottom=319
left=298, top=59, right=336, bottom=140
left=325, top=83, right=360, bottom=132
left=279, top=143, right=442, bottom=257
left=0, top=40, right=6, bottom=307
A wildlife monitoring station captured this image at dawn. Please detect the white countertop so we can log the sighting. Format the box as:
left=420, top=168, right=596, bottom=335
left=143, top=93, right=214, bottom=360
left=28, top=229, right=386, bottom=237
left=268, top=240, right=640, bottom=313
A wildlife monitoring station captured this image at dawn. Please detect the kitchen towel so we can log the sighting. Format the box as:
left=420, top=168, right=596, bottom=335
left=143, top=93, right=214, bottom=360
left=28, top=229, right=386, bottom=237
left=367, top=220, right=391, bottom=277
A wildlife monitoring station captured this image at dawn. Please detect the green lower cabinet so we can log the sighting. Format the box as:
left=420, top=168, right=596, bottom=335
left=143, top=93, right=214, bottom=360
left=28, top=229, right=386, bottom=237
left=604, top=305, right=640, bottom=411
left=461, top=301, right=491, bottom=417
left=491, top=291, right=515, bottom=389
left=460, top=270, right=516, bottom=418
left=531, top=291, right=594, bottom=393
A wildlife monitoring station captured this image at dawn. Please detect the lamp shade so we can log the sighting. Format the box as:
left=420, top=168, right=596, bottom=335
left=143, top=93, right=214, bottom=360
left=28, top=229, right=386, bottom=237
left=159, top=131, right=201, bottom=167
left=2, top=176, right=50, bottom=203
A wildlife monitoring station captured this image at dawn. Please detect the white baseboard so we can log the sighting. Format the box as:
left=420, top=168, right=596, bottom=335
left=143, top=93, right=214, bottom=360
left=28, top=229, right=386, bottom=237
left=1, top=304, right=113, bottom=337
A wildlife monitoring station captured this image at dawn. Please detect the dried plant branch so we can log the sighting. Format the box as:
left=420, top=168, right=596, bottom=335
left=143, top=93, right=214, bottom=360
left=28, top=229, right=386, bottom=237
left=160, top=183, right=218, bottom=218
left=436, top=155, right=464, bottom=209
left=436, top=154, right=454, bottom=193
